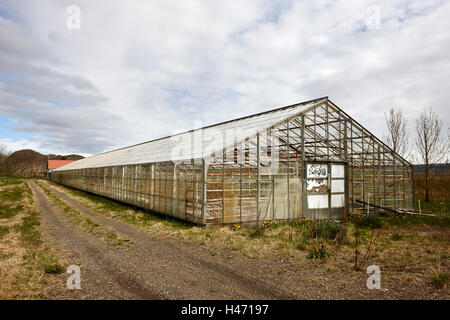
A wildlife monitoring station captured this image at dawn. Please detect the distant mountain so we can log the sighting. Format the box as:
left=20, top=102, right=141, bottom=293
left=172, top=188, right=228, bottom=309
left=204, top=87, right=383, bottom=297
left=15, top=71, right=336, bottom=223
left=0, top=149, right=84, bottom=178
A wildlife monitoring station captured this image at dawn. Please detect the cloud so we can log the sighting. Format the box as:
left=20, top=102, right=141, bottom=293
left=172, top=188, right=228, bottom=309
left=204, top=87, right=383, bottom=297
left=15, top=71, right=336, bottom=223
left=0, top=0, right=448, bottom=161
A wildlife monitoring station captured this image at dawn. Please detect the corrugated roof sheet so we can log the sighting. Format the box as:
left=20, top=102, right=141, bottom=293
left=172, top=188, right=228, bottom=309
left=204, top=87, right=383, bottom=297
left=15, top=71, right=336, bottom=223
left=54, top=97, right=327, bottom=171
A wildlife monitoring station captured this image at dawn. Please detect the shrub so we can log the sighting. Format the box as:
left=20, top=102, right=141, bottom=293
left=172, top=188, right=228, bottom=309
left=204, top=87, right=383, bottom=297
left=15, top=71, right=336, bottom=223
left=359, top=213, right=382, bottom=229
left=311, top=220, right=343, bottom=240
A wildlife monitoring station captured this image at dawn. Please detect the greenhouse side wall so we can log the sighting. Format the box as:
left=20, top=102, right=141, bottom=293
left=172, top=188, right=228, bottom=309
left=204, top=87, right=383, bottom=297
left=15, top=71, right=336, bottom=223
left=49, top=161, right=204, bottom=224
left=203, top=123, right=307, bottom=225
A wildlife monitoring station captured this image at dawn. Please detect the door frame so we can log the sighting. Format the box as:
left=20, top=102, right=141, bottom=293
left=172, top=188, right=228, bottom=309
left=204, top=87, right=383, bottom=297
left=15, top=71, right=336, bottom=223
left=304, top=160, right=348, bottom=219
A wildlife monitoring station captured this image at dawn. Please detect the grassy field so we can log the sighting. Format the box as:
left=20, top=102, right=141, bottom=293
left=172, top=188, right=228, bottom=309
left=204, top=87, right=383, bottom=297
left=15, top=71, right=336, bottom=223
left=0, top=176, right=66, bottom=299
left=414, top=170, right=450, bottom=214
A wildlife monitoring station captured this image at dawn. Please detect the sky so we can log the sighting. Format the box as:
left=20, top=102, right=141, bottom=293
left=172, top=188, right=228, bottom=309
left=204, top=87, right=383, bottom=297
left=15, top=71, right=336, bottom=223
left=0, top=0, right=449, bottom=160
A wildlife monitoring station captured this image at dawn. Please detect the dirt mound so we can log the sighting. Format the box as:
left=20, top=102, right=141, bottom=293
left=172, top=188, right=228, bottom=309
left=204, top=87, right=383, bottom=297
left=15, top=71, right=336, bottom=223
left=0, top=149, right=84, bottom=178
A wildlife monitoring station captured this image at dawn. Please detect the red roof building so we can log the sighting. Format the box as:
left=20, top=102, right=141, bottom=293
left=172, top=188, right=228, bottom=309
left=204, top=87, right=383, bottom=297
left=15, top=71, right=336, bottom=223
left=48, top=160, right=76, bottom=170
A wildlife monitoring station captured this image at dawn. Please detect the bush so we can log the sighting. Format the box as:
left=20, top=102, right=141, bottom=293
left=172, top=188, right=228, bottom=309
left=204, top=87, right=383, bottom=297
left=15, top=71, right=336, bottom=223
left=311, top=221, right=343, bottom=240
left=359, top=213, right=382, bottom=229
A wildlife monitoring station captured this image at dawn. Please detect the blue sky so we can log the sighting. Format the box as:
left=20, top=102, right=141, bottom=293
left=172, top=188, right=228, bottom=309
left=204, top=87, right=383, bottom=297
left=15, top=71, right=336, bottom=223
left=0, top=0, right=449, bottom=160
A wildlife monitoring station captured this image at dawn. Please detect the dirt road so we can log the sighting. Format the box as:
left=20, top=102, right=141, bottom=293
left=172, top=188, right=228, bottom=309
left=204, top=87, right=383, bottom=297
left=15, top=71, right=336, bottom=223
left=28, top=180, right=295, bottom=299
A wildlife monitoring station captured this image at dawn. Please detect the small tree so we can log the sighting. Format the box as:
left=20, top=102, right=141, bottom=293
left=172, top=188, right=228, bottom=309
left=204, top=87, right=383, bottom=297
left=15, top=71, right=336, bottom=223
left=383, top=107, right=409, bottom=159
left=414, top=108, right=446, bottom=202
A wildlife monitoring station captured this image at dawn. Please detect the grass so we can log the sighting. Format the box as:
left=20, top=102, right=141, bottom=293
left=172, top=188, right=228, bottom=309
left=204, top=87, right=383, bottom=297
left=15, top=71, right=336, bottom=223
left=51, top=182, right=193, bottom=232
left=36, top=181, right=131, bottom=246
left=15, top=210, right=42, bottom=246
left=0, top=253, right=14, bottom=260
left=292, top=235, right=309, bottom=251
left=0, top=187, right=23, bottom=202
left=43, top=178, right=449, bottom=296
left=0, top=176, right=66, bottom=298
left=385, top=213, right=450, bottom=228
left=248, top=228, right=266, bottom=238
left=358, top=213, right=383, bottom=229
left=307, top=241, right=330, bottom=259
left=22, top=250, right=64, bottom=276
left=414, top=171, right=450, bottom=208
left=431, top=271, right=449, bottom=289
left=0, top=204, right=23, bottom=219
left=390, top=233, right=404, bottom=241
left=0, top=175, right=23, bottom=186
left=0, top=225, right=10, bottom=240
left=311, top=220, right=343, bottom=240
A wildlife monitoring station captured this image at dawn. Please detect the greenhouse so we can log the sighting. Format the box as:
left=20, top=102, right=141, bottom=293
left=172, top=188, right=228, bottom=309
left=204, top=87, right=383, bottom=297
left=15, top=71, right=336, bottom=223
left=49, top=97, right=414, bottom=225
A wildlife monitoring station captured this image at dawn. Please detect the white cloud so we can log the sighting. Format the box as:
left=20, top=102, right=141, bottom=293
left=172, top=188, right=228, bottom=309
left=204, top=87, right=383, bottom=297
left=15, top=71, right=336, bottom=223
left=0, top=0, right=448, bottom=161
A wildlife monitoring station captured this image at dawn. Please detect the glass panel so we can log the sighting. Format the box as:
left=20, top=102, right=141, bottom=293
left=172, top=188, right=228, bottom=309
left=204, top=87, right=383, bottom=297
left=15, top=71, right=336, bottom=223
left=331, top=194, right=345, bottom=208
left=331, top=164, right=345, bottom=178
left=331, top=179, right=345, bottom=192
left=307, top=195, right=328, bottom=209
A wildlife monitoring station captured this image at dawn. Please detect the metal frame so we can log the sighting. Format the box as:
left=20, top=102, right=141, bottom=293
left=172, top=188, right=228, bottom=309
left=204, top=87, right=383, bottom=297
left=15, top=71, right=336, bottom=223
left=50, top=98, right=414, bottom=225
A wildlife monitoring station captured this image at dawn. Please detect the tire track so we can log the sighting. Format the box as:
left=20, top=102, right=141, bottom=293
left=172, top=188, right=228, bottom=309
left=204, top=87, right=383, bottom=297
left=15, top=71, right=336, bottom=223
left=34, top=180, right=295, bottom=299
left=29, top=180, right=161, bottom=299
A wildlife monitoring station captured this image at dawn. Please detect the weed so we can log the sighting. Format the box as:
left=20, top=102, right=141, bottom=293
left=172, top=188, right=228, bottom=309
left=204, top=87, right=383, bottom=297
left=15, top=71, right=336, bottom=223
left=359, top=213, right=383, bottom=229
left=292, top=236, right=309, bottom=250
left=390, top=233, right=404, bottom=241
left=83, top=218, right=100, bottom=233
left=307, top=241, right=329, bottom=259
left=431, top=271, right=449, bottom=289
left=248, top=228, right=265, bottom=238
left=312, top=220, right=343, bottom=240
left=45, top=263, right=64, bottom=274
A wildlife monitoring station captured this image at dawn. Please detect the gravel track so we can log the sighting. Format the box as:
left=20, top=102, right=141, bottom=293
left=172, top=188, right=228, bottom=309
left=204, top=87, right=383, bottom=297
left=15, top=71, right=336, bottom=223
left=29, top=180, right=295, bottom=300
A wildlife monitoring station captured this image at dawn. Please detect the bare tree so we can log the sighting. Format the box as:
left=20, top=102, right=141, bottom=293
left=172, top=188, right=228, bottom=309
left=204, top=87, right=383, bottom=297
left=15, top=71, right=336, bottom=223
left=415, top=108, right=446, bottom=202
left=383, top=107, right=409, bottom=158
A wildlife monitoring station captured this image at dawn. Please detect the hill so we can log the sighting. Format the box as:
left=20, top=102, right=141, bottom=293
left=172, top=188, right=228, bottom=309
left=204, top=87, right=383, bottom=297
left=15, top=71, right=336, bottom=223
left=0, top=149, right=84, bottom=178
